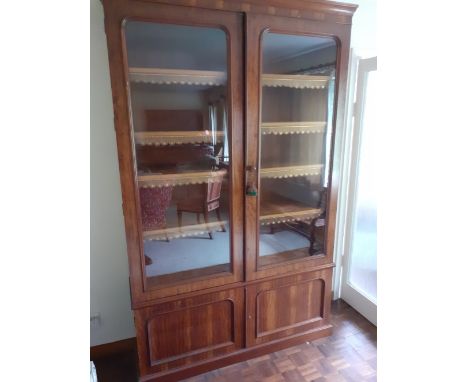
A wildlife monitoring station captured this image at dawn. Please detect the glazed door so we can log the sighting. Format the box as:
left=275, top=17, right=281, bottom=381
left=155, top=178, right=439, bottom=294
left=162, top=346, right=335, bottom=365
left=105, top=2, right=244, bottom=303
left=341, top=56, right=377, bottom=325
left=245, top=13, right=351, bottom=281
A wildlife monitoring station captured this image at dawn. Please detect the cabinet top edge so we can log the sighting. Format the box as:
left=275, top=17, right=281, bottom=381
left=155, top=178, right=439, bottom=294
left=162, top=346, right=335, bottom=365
left=102, top=0, right=358, bottom=24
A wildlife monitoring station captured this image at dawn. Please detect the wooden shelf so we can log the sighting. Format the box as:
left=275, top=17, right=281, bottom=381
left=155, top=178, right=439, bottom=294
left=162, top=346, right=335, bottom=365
left=143, top=220, right=228, bottom=241
left=130, top=70, right=327, bottom=88
left=259, top=248, right=310, bottom=268
left=135, top=131, right=224, bottom=146
left=261, top=122, right=326, bottom=135
left=260, top=194, right=322, bottom=226
left=146, top=263, right=231, bottom=288
left=129, top=67, right=226, bottom=86
left=138, top=168, right=227, bottom=188
left=260, top=209, right=322, bottom=226
left=261, top=164, right=323, bottom=179
left=262, top=74, right=329, bottom=89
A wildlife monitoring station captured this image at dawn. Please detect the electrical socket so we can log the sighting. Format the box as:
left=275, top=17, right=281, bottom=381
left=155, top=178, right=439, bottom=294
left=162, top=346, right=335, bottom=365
left=90, top=313, right=101, bottom=329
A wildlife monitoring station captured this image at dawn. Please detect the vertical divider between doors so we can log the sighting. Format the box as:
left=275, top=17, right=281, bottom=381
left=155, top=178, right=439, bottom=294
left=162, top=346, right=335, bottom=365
left=244, top=14, right=262, bottom=284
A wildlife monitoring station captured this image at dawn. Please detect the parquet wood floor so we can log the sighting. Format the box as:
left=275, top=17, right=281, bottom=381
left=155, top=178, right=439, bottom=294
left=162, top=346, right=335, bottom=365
left=184, top=299, right=377, bottom=382
left=92, top=299, right=377, bottom=382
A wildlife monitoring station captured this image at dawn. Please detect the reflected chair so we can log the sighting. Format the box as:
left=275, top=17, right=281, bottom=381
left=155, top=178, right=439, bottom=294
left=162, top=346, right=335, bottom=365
left=309, top=187, right=327, bottom=255
left=176, top=180, right=226, bottom=239
left=139, top=186, right=173, bottom=265
left=139, top=186, right=174, bottom=233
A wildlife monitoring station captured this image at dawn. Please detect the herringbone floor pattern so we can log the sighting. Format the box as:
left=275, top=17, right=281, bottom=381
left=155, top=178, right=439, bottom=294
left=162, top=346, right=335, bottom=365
left=184, top=300, right=377, bottom=382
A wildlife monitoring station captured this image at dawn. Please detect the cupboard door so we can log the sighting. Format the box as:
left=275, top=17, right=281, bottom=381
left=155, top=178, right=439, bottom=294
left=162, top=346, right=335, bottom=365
left=245, top=13, right=351, bottom=280
left=134, top=287, right=244, bottom=376
left=104, top=2, right=244, bottom=303
left=246, top=268, right=333, bottom=347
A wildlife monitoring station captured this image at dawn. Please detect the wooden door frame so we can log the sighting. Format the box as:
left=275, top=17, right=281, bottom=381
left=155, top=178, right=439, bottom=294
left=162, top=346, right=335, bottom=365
left=102, top=0, right=244, bottom=306
left=244, top=12, right=353, bottom=281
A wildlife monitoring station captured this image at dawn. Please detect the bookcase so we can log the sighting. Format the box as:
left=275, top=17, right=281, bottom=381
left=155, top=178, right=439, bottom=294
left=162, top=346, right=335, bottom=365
left=101, top=1, right=357, bottom=380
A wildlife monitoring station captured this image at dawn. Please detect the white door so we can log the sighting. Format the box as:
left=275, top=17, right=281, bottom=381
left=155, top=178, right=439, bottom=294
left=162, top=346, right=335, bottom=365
left=340, top=56, right=377, bottom=325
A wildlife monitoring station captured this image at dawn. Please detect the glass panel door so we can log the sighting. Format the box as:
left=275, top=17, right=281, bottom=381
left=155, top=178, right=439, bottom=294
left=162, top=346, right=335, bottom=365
left=341, top=57, right=377, bottom=325
left=124, top=21, right=233, bottom=288
left=348, top=68, right=377, bottom=300
left=257, top=32, right=337, bottom=269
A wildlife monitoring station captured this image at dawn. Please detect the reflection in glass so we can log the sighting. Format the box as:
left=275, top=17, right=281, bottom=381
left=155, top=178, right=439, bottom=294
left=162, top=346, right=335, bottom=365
left=124, top=21, right=231, bottom=286
left=258, top=32, right=337, bottom=268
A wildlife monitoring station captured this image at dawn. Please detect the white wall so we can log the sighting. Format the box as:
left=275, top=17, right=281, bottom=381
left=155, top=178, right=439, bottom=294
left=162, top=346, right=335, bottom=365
left=343, top=0, right=377, bottom=58
left=90, top=0, right=135, bottom=346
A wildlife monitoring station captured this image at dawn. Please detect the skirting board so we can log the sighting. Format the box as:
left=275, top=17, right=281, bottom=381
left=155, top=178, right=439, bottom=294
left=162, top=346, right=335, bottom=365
left=90, top=337, right=137, bottom=360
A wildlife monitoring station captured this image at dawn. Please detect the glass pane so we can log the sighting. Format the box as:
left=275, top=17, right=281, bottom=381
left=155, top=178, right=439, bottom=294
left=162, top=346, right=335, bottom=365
left=258, top=32, right=337, bottom=268
left=349, top=69, right=377, bottom=301
left=124, top=21, right=231, bottom=287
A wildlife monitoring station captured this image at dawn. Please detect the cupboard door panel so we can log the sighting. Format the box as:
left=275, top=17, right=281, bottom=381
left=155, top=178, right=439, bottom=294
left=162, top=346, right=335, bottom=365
left=246, top=268, right=332, bottom=346
left=256, top=279, right=324, bottom=337
left=245, top=13, right=352, bottom=281
left=147, top=300, right=234, bottom=364
left=135, top=288, right=244, bottom=375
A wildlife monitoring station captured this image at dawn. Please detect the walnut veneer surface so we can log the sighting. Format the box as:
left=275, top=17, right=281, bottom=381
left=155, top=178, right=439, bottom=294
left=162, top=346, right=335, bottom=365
left=102, top=0, right=357, bottom=379
left=92, top=299, right=377, bottom=382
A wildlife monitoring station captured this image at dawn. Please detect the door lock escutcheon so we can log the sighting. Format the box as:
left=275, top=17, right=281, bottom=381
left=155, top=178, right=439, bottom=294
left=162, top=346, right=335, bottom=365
left=246, top=165, right=258, bottom=196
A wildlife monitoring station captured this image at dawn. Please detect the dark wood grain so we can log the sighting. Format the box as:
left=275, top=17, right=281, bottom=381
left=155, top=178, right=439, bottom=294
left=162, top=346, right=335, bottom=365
left=101, top=0, right=357, bottom=381
left=146, top=263, right=230, bottom=288
left=260, top=193, right=315, bottom=216
left=136, top=145, right=214, bottom=170
left=127, top=262, right=334, bottom=311
left=144, top=110, right=203, bottom=132
left=102, top=0, right=244, bottom=304
left=91, top=337, right=137, bottom=360
left=258, top=248, right=309, bottom=268
left=141, top=326, right=333, bottom=381
left=92, top=300, right=376, bottom=382
left=134, top=272, right=333, bottom=380
left=131, top=0, right=358, bottom=25
left=244, top=10, right=353, bottom=282
left=134, top=288, right=245, bottom=376
left=246, top=268, right=332, bottom=347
